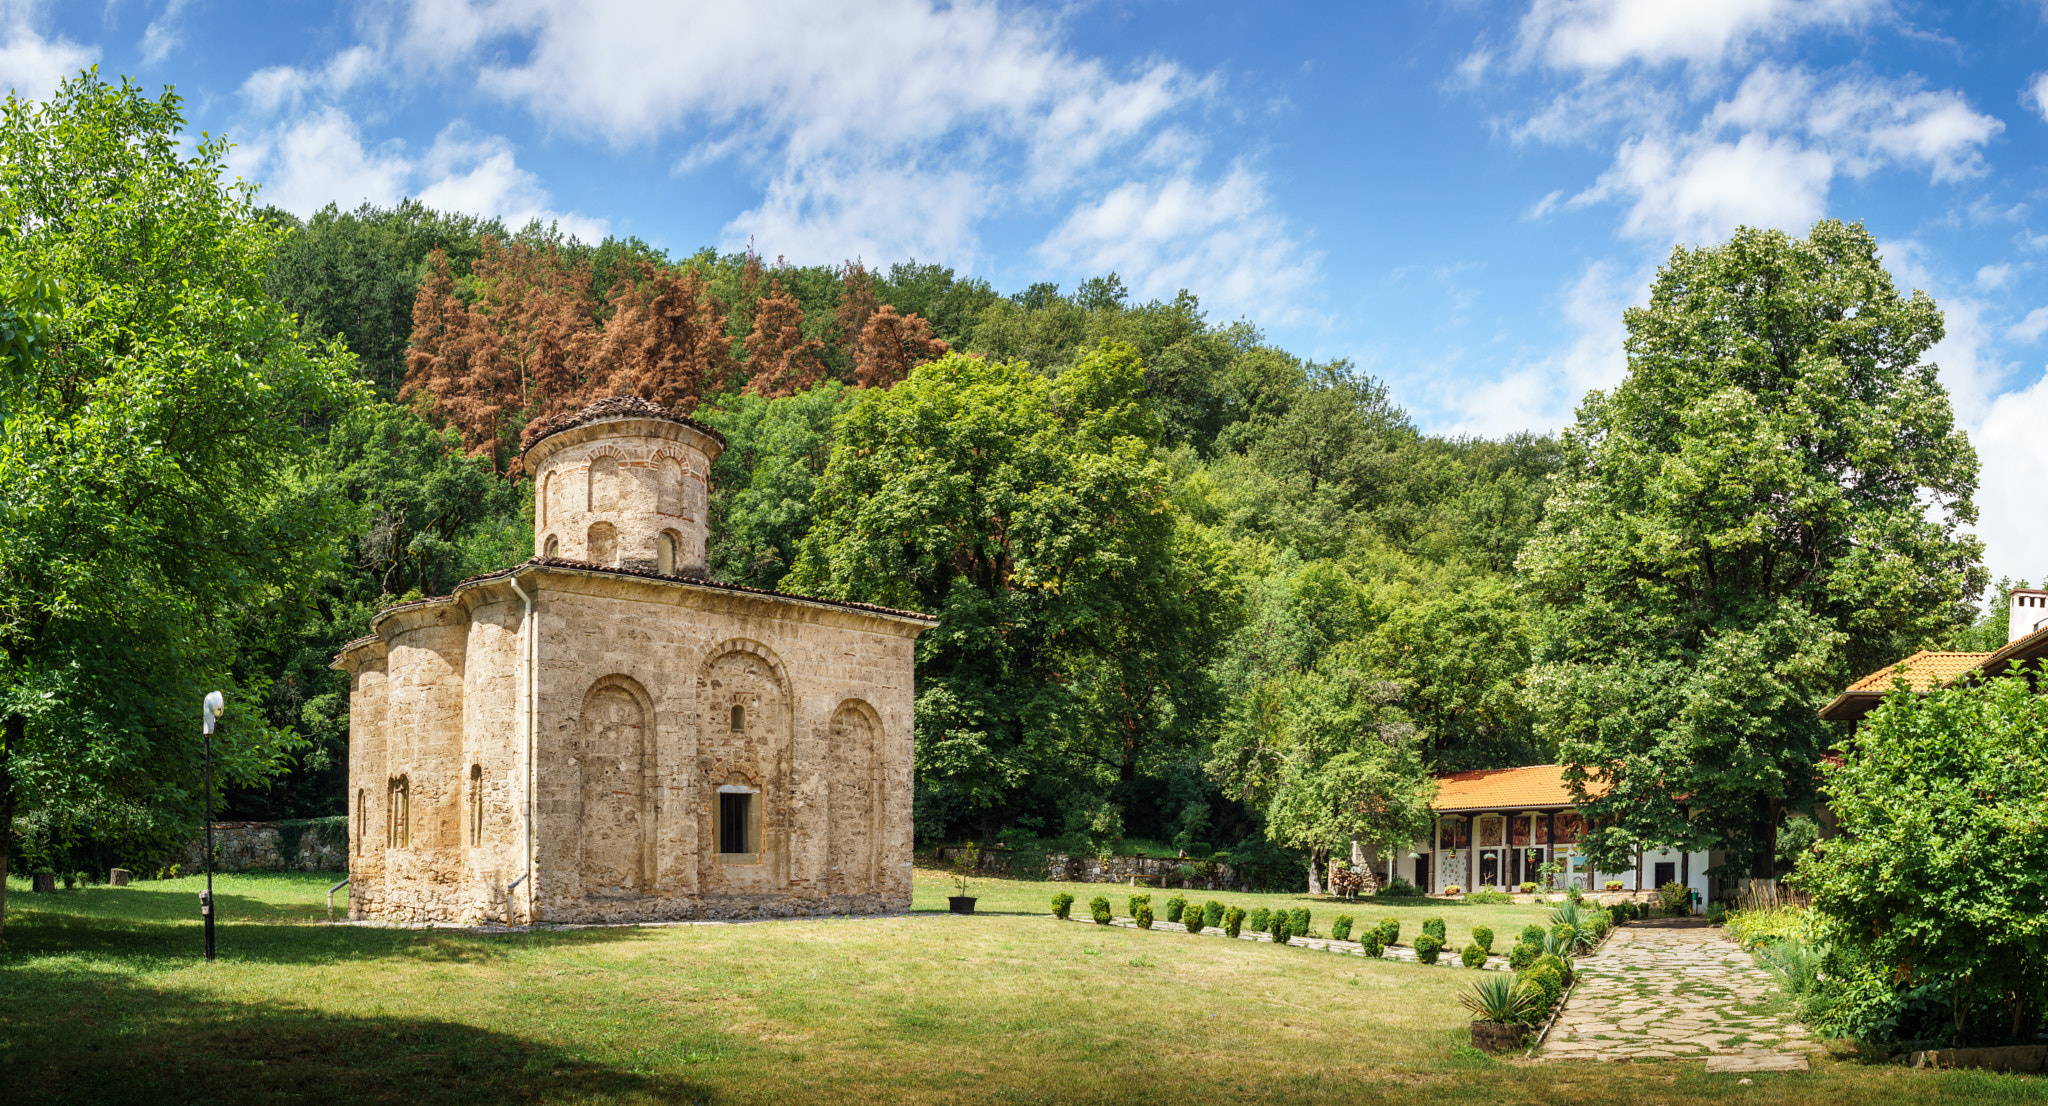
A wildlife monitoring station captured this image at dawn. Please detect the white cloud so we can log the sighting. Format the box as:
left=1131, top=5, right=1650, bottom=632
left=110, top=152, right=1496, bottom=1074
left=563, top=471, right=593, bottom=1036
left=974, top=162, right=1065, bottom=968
left=140, top=0, right=192, bottom=66
left=233, top=107, right=412, bottom=215
left=727, top=161, right=988, bottom=272
left=2025, top=72, right=2048, bottom=123
left=232, top=108, right=607, bottom=241
left=416, top=127, right=610, bottom=242
left=0, top=1, right=95, bottom=98
left=1431, top=259, right=1644, bottom=436
left=1513, top=0, right=1885, bottom=73
left=239, top=46, right=376, bottom=115
left=1035, top=164, right=1317, bottom=323
left=2011, top=307, right=2048, bottom=344
left=1561, top=65, right=1999, bottom=243
left=1977, top=264, right=2015, bottom=290
left=1970, top=369, right=2048, bottom=582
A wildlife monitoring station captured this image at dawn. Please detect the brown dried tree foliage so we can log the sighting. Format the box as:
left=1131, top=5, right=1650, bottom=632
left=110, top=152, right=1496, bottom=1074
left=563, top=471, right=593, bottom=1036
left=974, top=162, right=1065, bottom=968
left=835, top=258, right=878, bottom=350
left=595, top=262, right=733, bottom=412
left=742, top=280, right=826, bottom=398
left=401, top=237, right=598, bottom=468
left=854, top=305, right=950, bottom=389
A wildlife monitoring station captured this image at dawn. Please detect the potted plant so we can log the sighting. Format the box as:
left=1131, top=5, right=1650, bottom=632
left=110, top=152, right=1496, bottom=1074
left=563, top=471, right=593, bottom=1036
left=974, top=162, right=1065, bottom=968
left=1460, top=973, right=1539, bottom=1053
left=1604, top=880, right=1624, bottom=892
left=1442, top=884, right=1462, bottom=896
left=948, top=842, right=979, bottom=914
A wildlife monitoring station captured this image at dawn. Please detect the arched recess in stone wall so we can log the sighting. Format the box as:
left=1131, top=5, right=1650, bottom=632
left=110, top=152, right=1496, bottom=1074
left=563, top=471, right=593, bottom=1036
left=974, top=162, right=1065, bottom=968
left=826, top=698, right=884, bottom=895
left=587, top=451, right=622, bottom=511
left=577, top=674, right=655, bottom=897
left=696, top=640, right=790, bottom=887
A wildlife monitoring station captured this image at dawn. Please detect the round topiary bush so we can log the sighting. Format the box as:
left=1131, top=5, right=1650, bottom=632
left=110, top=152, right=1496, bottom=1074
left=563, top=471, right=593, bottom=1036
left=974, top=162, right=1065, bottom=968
left=1184, top=904, right=1205, bottom=934
left=1090, top=896, right=1112, bottom=925
left=1248, top=907, right=1271, bottom=933
left=1134, top=902, right=1154, bottom=930
left=1520, top=924, right=1545, bottom=946
left=1378, top=918, right=1400, bottom=946
left=1471, top=924, right=1494, bottom=953
left=1165, top=895, right=1187, bottom=924
left=1508, top=942, right=1538, bottom=971
left=1223, top=906, right=1246, bottom=938
left=1414, top=932, right=1443, bottom=964
left=1052, top=892, right=1075, bottom=920
left=1422, top=917, right=1447, bottom=943
left=1270, top=913, right=1293, bottom=945
left=1460, top=943, right=1488, bottom=968
left=1203, top=900, right=1225, bottom=928
left=1330, top=914, right=1355, bottom=942
left=1289, top=907, right=1311, bottom=937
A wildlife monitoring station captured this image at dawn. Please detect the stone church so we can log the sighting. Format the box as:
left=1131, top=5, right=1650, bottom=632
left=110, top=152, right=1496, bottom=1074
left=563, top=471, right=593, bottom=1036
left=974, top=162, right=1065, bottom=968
left=334, top=396, right=934, bottom=924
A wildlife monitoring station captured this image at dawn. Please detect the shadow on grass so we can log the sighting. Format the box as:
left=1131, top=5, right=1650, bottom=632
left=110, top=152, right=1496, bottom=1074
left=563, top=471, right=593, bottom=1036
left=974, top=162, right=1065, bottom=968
left=0, top=903, right=671, bottom=968
left=0, top=971, right=717, bottom=1106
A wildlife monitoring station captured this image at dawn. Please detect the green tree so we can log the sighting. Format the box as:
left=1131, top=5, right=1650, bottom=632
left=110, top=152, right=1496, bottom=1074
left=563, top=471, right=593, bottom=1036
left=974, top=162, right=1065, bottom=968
left=1805, top=671, right=2048, bottom=1047
left=786, top=346, right=1236, bottom=837
left=0, top=75, right=362, bottom=927
left=1522, top=220, right=1985, bottom=880
left=700, top=383, right=851, bottom=590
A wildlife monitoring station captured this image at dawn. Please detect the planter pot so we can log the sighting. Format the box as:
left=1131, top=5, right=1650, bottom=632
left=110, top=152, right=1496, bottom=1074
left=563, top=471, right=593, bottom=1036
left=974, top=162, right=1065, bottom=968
left=1470, top=1020, right=1529, bottom=1053
left=948, top=896, right=977, bottom=915
left=31, top=873, right=55, bottom=894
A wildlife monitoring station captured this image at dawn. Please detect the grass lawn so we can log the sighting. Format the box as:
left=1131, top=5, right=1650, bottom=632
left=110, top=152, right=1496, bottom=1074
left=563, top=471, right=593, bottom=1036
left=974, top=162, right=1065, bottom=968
left=0, top=871, right=2040, bottom=1105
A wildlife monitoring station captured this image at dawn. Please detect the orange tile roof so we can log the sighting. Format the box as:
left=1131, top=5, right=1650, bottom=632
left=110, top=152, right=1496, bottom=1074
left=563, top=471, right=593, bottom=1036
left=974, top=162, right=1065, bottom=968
left=1431, top=764, right=1606, bottom=813
left=1841, top=651, right=1991, bottom=694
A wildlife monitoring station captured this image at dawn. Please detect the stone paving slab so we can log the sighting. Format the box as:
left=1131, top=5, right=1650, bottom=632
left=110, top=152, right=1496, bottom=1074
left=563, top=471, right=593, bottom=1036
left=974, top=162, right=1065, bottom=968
left=1538, top=923, right=1816, bottom=1064
left=1707, top=1054, right=1810, bottom=1073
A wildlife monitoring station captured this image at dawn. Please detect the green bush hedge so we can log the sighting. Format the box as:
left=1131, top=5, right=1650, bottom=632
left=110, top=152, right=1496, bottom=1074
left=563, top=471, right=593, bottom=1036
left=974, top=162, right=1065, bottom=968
left=1330, top=914, right=1354, bottom=942
left=1052, top=892, right=1074, bottom=920
left=1289, top=907, right=1311, bottom=937
left=1223, top=906, right=1245, bottom=938
left=1184, top=904, right=1205, bottom=934
left=1270, top=912, right=1293, bottom=945
left=1471, top=924, right=1494, bottom=953
left=1203, top=900, right=1225, bottom=928
left=1460, top=943, right=1488, bottom=968
left=1422, top=917, right=1446, bottom=942
left=1090, top=896, right=1112, bottom=924
left=1248, top=907, right=1271, bottom=933
left=1519, top=924, right=1544, bottom=946
left=1378, top=918, right=1400, bottom=946
left=1127, top=893, right=1151, bottom=920
left=1508, top=943, right=1538, bottom=971
left=1550, top=923, right=1576, bottom=949
left=1165, top=895, right=1187, bottom=924
left=1414, top=932, right=1443, bottom=964
left=1134, top=902, right=1154, bottom=930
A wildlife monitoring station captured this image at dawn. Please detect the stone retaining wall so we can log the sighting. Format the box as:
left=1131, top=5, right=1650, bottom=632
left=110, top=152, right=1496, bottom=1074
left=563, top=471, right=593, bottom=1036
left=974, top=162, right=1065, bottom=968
left=186, top=819, right=348, bottom=872
left=930, top=847, right=1241, bottom=889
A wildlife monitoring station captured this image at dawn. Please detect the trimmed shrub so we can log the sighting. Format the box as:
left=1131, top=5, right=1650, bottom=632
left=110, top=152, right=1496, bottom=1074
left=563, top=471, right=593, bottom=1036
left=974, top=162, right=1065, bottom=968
left=1422, top=917, right=1447, bottom=942
left=1518, top=881, right=1538, bottom=894
left=1608, top=904, right=1628, bottom=927
left=1378, top=918, right=1400, bottom=946
left=1248, top=907, right=1271, bottom=933
left=1550, top=923, right=1577, bottom=949
left=1508, top=943, right=1539, bottom=971
left=1460, top=942, right=1488, bottom=968
left=1203, top=900, right=1225, bottom=928
left=1414, top=932, right=1443, bottom=964
left=1465, top=888, right=1512, bottom=904
left=1360, top=929, right=1384, bottom=957
left=1519, top=924, right=1544, bottom=946
left=1184, top=905, right=1205, bottom=934
left=1090, top=896, right=1112, bottom=924
left=1289, top=907, right=1311, bottom=937
left=1165, top=895, right=1187, bottom=924
left=1134, top=902, right=1154, bottom=930
left=1471, top=924, right=1494, bottom=953
left=1519, top=962, right=1565, bottom=1019
left=1536, top=952, right=1573, bottom=988
left=1052, top=892, right=1075, bottom=920
left=1127, top=893, right=1151, bottom=919
left=1270, top=912, right=1293, bottom=945
left=1379, top=877, right=1420, bottom=897
left=1330, top=914, right=1355, bottom=942
left=1223, top=906, right=1246, bottom=938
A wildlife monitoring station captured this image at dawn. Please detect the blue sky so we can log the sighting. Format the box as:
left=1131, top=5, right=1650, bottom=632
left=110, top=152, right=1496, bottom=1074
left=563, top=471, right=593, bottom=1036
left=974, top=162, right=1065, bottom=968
left=9, top=1, right=2048, bottom=579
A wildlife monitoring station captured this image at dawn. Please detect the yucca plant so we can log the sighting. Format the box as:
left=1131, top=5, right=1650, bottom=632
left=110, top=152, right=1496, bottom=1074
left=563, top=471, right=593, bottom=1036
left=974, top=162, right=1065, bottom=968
left=1459, top=973, right=1540, bottom=1025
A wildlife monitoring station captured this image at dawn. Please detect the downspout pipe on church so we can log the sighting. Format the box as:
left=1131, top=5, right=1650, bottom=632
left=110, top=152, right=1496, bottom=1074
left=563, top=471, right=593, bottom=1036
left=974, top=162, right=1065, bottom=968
left=508, top=571, right=537, bottom=925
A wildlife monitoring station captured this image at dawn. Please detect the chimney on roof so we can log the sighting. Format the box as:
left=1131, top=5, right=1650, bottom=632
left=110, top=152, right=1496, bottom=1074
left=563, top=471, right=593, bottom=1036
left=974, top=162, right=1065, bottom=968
left=2009, top=588, right=2048, bottom=644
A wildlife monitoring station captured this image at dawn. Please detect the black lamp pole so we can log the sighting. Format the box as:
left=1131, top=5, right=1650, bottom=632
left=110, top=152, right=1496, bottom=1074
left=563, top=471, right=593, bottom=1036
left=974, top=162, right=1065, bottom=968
left=201, top=691, right=223, bottom=961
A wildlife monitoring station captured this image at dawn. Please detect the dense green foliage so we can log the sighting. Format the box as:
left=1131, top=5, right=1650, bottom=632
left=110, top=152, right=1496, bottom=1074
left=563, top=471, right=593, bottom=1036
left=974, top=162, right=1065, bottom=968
left=1804, top=671, right=2048, bottom=1049
left=1524, top=221, right=1984, bottom=880
left=0, top=76, right=362, bottom=921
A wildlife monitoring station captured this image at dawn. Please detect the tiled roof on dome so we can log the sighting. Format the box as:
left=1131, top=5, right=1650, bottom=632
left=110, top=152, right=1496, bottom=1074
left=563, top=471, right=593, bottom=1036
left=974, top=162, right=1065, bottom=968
left=519, top=395, right=726, bottom=452
left=1431, top=764, right=1606, bottom=813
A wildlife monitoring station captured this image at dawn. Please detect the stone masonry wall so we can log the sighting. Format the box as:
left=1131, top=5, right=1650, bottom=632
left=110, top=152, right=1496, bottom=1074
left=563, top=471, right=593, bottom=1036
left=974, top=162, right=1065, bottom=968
left=186, top=820, right=348, bottom=872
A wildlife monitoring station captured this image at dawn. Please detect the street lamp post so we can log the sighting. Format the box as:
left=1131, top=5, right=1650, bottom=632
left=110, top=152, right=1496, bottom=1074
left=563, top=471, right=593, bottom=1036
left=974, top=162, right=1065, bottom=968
left=201, top=690, right=224, bottom=962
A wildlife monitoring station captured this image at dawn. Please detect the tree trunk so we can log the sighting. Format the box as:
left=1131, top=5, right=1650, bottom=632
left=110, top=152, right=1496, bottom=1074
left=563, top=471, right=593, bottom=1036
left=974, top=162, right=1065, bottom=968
left=1750, top=794, right=1782, bottom=880
left=1307, top=846, right=1327, bottom=895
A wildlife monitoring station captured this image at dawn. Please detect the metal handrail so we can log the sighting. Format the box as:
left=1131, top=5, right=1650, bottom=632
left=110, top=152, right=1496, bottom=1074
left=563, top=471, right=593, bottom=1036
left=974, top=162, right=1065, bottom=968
left=327, top=876, right=350, bottom=921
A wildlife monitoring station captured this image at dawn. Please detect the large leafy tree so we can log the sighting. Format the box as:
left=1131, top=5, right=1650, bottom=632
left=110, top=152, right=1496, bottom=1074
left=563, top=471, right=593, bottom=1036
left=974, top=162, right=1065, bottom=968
left=1805, top=672, right=2048, bottom=1048
left=0, top=75, right=362, bottom=927
left=1522, top=220, right=1985, bottom=880
left=786, top=346, right=1238, bottom=838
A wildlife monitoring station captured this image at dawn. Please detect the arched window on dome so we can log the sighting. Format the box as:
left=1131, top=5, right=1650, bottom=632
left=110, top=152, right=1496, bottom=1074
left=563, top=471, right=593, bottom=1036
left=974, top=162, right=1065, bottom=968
left=587, top=522, right=617, bottom=566
left=543, top=534, right=559, bottom=558
left=656, top=531, right=678, bottom=575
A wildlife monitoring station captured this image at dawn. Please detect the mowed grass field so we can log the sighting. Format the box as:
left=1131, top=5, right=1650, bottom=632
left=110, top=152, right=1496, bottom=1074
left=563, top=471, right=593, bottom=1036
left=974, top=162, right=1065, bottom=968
left=0, top=871, right=2042, bottom=1105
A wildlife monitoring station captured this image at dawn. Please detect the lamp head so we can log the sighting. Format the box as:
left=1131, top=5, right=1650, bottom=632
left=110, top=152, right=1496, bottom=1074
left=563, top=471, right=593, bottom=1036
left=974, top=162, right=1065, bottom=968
left=202, top=691, right=225, bottom=735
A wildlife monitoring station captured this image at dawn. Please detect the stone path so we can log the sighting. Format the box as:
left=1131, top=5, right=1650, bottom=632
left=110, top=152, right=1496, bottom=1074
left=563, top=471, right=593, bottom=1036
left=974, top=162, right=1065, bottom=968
left=1539, top=921, right=1817, bottom=1064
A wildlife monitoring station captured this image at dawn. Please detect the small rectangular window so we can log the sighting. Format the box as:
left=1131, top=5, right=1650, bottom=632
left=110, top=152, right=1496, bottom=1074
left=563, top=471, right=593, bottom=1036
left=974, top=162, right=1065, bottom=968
left=720, top=792, right=752, bottom=855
